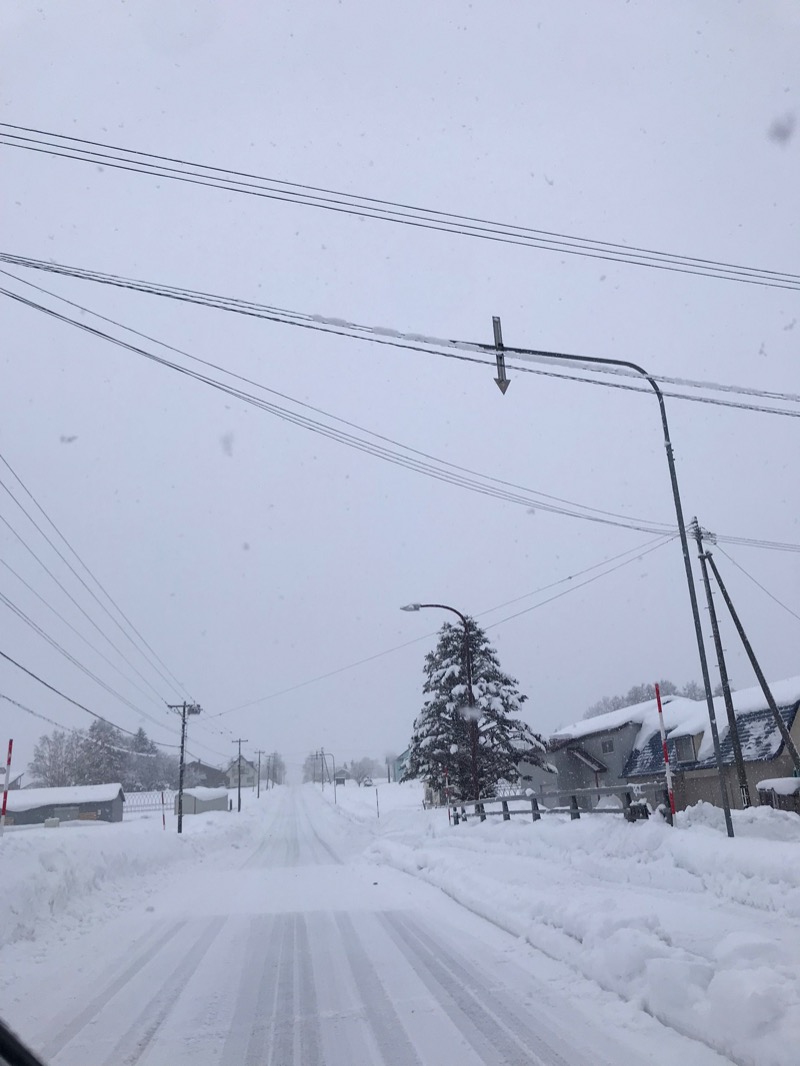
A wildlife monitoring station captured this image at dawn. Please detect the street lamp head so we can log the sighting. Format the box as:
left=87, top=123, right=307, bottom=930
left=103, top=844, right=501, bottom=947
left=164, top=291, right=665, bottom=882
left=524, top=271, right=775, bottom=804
left=400, top=603, right=422, bottom=612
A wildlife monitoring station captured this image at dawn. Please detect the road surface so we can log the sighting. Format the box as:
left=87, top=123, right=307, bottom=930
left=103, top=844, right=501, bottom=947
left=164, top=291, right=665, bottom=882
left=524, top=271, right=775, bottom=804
left=2, top=787, right=732, bottom=1065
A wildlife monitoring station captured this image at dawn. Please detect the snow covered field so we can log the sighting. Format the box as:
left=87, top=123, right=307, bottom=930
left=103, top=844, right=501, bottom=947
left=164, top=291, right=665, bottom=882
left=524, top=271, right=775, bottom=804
left=0, top=783, right=797, bottom=1065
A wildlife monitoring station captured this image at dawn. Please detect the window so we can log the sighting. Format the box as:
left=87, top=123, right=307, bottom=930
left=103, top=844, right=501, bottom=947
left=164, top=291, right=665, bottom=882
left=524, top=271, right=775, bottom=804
left=601, top=739, right=614, bottom=754
left=674, top=735, right=695, bottom=763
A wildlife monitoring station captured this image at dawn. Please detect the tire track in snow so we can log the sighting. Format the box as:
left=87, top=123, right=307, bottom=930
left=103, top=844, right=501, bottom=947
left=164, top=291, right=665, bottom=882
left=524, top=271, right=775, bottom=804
left=219, top=914, right=279, bottom=1065
left=298, top=789, right=342, bottom=866
left=100, top=916, right=225, bottom=1065
left=295, top=915, right=324, bottom=1066
left=41, top=920, right=186, bottom=1060
left=382, top=911, right=586, bottom=1066
left=334, top=912, right=423, bottom=1066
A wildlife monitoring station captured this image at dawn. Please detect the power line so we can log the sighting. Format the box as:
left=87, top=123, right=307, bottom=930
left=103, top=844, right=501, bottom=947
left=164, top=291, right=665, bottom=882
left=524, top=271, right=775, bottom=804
left=0, top=450, right=191, bottom=702
left=0, top=587, right=175, bottom=732
left=3, top=279, right=799, bottom=555
left=0, top=556, right=175, bottom=710
left=2, top=123, right=799, bottom=292
left=484, top=535, right=678, bottom=629
left=716, top=546, right=800, bottom=626
left=2, top=255, right=798, bottom=416
left=0, top=268, right=674, bottom=532
left=0, top=284, right=678, bottom=537
left=0, top=646, right=176, bottom=742
left=0, top=491, right=174, bottom=706
left=211, top=534, right=678, bottom=718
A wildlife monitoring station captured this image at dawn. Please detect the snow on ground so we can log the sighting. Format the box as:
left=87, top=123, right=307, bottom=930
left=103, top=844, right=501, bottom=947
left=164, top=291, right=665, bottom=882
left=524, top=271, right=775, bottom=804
left=320, top=781, right=800, bottom=1066
left=0, top=787, right=271, bottom=948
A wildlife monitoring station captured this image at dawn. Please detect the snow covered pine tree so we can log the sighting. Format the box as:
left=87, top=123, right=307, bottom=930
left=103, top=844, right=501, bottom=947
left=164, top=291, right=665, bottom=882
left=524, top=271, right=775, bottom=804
left=403, top=618, right=545, bottom=801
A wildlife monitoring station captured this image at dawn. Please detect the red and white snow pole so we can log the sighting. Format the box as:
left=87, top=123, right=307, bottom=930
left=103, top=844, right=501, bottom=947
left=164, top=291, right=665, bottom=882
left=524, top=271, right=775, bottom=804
left=655, top=684, right=676, bottom=823
left=1, top=739, right=13, bottom=837
left=161, top=790, right=166, bottom=831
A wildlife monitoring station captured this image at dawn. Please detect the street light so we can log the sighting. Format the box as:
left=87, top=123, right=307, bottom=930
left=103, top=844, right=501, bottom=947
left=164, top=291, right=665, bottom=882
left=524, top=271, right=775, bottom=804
left=486, top=325, right=733, bottom=836
left=401, top=602, right=480, bottom=802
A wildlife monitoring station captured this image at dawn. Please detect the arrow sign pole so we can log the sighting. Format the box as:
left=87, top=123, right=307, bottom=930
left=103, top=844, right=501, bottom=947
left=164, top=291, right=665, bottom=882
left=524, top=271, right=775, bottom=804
left=492, top=315, right=510, bottom=394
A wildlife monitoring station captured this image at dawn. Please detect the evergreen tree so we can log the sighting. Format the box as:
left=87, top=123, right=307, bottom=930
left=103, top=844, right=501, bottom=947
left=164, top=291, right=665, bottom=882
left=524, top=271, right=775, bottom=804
left=403, top=619, right=545, bottom=798
left=124, top=727, right=160, bottom=790
left=79, top=719, right=128, bottom=784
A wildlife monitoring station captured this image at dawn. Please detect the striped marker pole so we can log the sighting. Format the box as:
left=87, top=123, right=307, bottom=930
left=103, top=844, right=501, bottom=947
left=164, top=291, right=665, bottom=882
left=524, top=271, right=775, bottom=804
left=161, top=790, right=166, bottom=831
left=655, top=684, right=676, bottom=823
left=1, top=739, right=13, bottom=837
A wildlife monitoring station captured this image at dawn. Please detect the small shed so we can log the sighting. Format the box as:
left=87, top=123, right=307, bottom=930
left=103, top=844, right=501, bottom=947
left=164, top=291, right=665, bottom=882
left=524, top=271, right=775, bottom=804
left=757, top=777, right=800, bottom=815
left=4, top=784, right=125, bottom=826
left=334, top=769, right=350, bottom=787
left=175, top=786, right=229, bottom=816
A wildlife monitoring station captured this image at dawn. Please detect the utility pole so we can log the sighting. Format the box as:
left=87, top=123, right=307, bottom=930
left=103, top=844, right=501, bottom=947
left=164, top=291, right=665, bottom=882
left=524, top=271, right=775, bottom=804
left=169, top=702, right=202, bottom=834
left=704, top=549, right=800, bottom=773
left=256, top=749, right=265, bottom=799
left=692, top=524, right=751, bottom=808
left=232, top=738, right=248, bottom=812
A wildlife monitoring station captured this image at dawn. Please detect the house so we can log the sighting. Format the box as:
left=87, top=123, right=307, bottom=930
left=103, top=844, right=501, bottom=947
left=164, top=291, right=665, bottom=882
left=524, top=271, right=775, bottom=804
left=174, top=786, right=229, bottom=816
left=334, top=768, right=350, bottom=787
left=184, top=760, right=228, bottom=788
left=547, top=694, right=700, bottom=809
left=550, top=676, right=800, bottom=813
left=225, top=758, right=258, bottom=789
left=625, top=678, right=800, bottom=811
left=3, top=784, right=125, bottom=826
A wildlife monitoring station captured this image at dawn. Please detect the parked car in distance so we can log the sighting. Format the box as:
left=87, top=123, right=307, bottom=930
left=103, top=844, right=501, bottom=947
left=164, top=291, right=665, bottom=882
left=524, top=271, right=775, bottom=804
left=362, top=776, right=373, bottom=787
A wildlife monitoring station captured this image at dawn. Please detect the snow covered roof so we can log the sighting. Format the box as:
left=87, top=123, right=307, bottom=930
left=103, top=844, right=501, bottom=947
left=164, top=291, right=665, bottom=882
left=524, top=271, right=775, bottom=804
left=757, top=777, right=800, bottom=796
left=183, top=787, right=228, bottom=801
left=553, top=677, right=800, bottom=766
left=6, top=783, right=124, bottom=813
left=551, top=695, right=704, bottom=755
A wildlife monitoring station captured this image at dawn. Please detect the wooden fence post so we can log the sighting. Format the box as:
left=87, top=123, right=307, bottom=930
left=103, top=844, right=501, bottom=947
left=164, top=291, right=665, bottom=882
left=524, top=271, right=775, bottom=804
left=452, top=807, right=459, bottom=825
left=531, top=797, right=541, bottom=822
left=502, top=800, right=510, bottom=821
left=570, top=795, right=580, bottom=820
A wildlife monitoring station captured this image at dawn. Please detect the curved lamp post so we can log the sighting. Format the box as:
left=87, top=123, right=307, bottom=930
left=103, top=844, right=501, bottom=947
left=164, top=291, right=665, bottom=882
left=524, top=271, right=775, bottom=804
left=401, top=602, right=480, bottom=801
left=486, top=329, right=733, bottom=837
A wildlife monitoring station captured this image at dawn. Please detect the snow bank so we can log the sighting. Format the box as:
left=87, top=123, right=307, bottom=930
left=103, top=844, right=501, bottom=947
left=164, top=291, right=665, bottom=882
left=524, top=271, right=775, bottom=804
left=320, top=785, right=800, bottom=1066
left=0, top=795, right=267, bottom=948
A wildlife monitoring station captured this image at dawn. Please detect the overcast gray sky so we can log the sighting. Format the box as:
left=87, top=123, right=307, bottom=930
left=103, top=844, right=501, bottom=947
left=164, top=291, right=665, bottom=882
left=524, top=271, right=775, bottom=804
left=1, top=0, right=798, bottom=780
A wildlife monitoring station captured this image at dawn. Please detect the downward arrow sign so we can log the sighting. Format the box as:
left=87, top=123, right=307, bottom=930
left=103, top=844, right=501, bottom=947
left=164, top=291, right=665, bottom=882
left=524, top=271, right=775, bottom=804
left=492, top=315, right=510, bottom=394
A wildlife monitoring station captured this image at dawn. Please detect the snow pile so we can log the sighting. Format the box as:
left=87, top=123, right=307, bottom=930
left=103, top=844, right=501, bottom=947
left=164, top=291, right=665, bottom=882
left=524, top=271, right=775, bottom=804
left=321, top=785, right=800, bottom=1066
left=0, top=793, right=270, bottom=948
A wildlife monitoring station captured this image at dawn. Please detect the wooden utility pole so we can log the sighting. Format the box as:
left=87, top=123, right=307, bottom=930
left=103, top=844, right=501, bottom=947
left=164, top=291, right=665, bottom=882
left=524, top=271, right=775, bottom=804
left=169, top=702, right=202, bottom=834
left=232, top=738, right=249, bottom=812
left=255, top=749, right=265, bottom=799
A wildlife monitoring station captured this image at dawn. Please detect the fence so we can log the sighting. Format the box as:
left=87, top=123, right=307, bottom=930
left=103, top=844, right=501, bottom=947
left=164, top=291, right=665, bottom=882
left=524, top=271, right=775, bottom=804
left=124, top=790, right=176, bottom=813
left=448, top=785, right=670, bottom=826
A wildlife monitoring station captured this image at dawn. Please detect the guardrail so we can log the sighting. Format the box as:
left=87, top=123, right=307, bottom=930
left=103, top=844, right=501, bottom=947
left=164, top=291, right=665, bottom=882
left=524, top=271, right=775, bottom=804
left=448, top=785, right=669, bottom=826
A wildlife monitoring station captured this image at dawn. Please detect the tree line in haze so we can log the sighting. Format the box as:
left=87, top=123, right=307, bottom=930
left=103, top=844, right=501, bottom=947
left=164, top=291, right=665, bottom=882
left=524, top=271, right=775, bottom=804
left=29, top=720, right=181, bottom=790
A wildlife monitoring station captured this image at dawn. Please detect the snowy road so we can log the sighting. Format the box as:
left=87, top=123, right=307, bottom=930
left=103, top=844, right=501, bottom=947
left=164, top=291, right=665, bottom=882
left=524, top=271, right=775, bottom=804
left=2, top=787, right=732, bottom=1066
